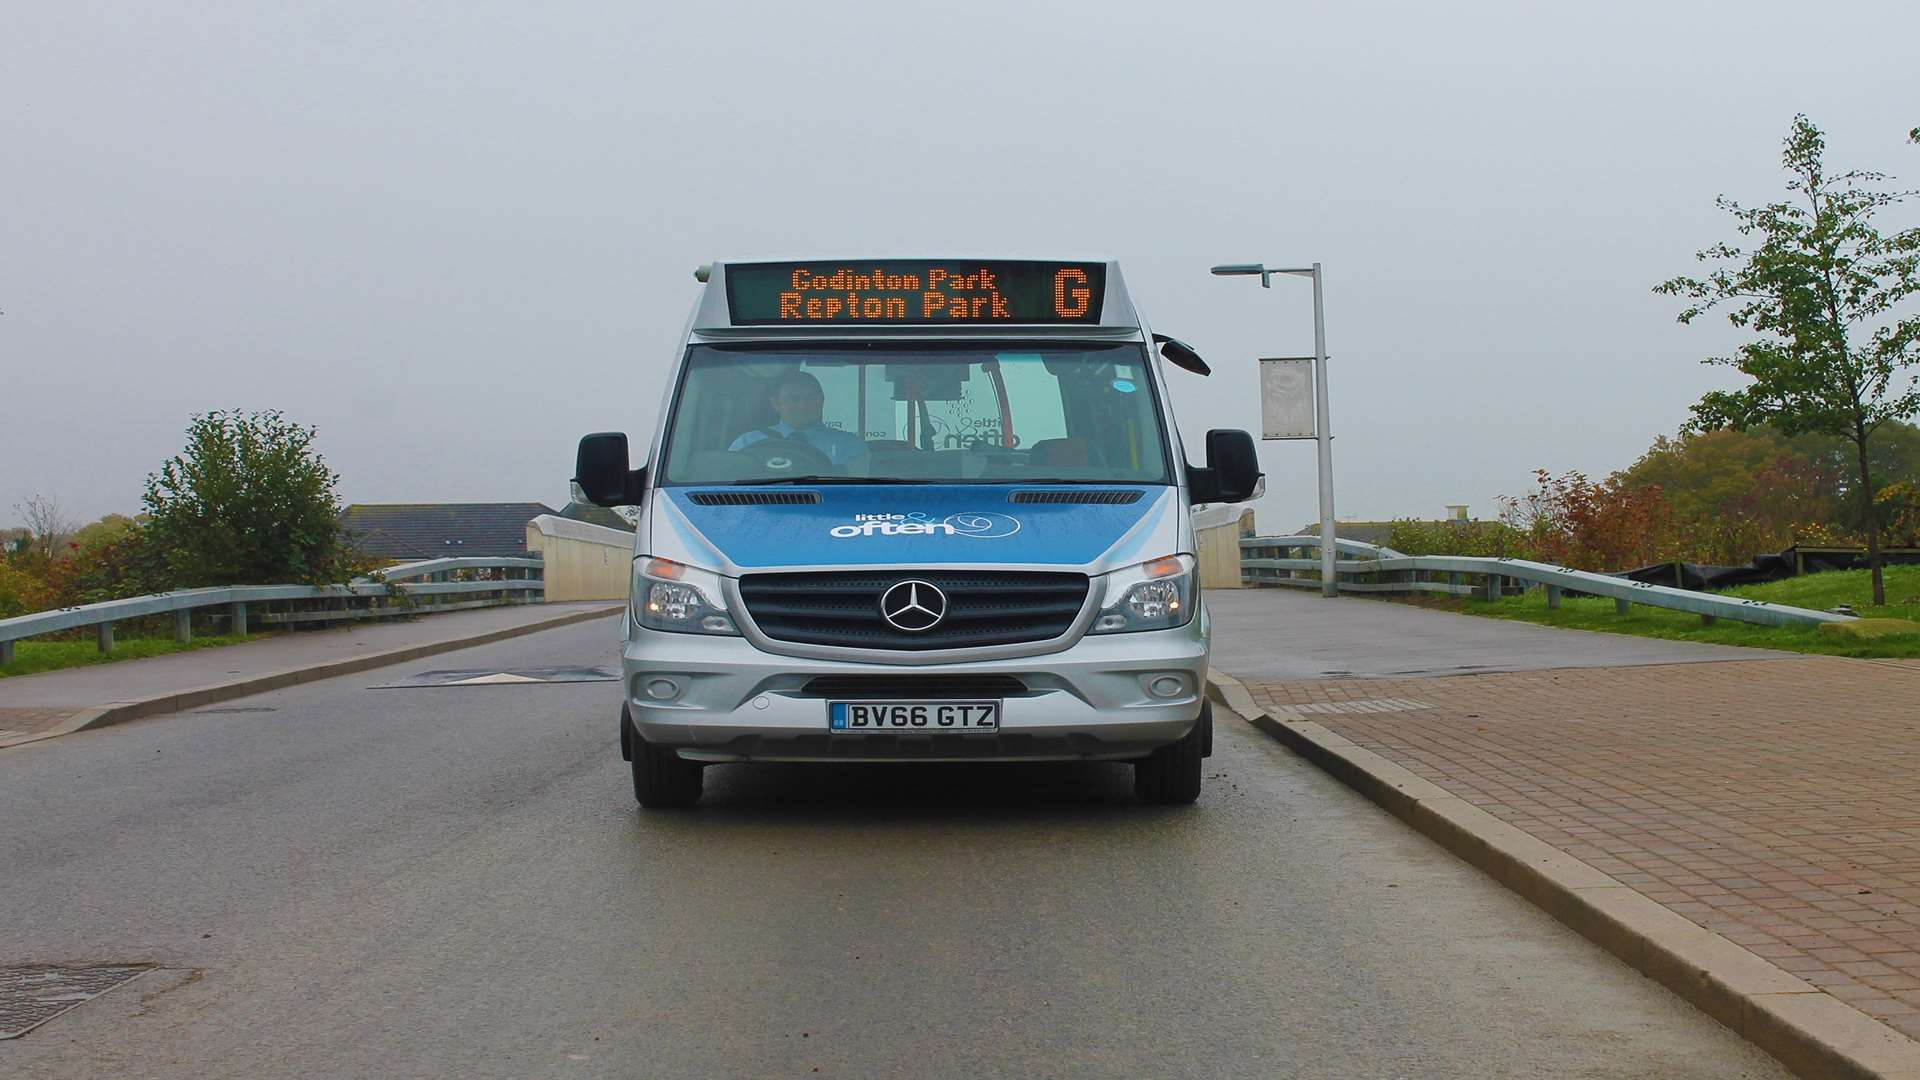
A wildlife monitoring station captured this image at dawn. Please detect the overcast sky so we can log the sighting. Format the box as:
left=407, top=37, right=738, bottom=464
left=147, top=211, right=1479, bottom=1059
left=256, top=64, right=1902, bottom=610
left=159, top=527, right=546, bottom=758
left=4, top=1, right=1916, bottom=534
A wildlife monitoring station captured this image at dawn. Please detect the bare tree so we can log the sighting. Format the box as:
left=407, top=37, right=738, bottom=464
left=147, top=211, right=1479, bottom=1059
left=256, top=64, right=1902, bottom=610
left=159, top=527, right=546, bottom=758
left=14, top=494, right=77, bottom=560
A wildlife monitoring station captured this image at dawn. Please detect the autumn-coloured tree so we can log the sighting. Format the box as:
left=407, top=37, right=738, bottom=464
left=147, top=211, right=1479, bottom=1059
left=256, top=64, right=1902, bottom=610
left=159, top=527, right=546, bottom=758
left=1877, top=480, right=1920, bottom=548
left=1499, top=470, right=1675, bottom=572
left=39, top=517, right=170, bottom=607
left=1621, top=427, right=1848, bottom=562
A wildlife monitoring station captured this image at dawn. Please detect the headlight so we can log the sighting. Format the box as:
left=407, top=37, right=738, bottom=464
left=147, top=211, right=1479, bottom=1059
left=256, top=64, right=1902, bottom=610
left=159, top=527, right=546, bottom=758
left=632, top=557, right=739, bottom=635
left=1089, top=554, right=1196, bottom=634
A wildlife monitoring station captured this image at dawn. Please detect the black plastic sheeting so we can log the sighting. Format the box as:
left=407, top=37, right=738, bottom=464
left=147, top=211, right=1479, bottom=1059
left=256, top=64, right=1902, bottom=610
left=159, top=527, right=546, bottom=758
left=1618, top=546, right=1920, bottom=591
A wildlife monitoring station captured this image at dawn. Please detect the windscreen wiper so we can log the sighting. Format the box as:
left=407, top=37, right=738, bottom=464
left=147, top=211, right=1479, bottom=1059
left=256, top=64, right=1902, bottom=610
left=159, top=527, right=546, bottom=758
left=728, top=475, right=938, bottom=485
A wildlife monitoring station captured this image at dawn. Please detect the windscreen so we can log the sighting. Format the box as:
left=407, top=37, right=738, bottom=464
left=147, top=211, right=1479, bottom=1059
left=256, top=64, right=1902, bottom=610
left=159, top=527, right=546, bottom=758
left=660, top=343, right=1171, bottom=485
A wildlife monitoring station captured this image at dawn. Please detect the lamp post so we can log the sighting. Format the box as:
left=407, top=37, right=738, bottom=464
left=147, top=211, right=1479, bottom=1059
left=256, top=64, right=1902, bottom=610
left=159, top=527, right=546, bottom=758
left=1211, top=262, right=1337, bottom=597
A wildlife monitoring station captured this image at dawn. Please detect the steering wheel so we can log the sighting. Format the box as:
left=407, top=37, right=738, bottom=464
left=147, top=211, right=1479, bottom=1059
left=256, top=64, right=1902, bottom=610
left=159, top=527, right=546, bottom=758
left=731, top=437, right=834, bottom=474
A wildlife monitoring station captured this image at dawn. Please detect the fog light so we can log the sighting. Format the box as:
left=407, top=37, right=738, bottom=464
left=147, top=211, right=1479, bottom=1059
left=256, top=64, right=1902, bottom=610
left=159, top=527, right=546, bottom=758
left=1149, top=675, right=1187, bottom=699
left=645, top=678, right=681, bottom=701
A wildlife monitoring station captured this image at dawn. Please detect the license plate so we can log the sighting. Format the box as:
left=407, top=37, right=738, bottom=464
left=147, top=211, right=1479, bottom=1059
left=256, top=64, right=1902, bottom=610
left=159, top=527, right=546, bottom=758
left=828, top=700, right=1000, bottom=733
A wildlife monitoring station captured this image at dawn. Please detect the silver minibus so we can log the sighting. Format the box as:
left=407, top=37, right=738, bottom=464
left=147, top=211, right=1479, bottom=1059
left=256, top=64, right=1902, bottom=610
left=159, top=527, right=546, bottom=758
left=575, top=258, right=1260, bottom=806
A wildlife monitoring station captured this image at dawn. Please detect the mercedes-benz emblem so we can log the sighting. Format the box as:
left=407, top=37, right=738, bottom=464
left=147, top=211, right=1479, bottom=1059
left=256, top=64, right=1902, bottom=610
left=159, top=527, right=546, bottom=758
left=879, top=579, right=947, bottom=632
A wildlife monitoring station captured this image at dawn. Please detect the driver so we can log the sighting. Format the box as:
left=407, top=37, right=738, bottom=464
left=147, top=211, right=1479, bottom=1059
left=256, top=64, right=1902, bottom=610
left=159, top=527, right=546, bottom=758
left=728, top=370, right=869, bottom=466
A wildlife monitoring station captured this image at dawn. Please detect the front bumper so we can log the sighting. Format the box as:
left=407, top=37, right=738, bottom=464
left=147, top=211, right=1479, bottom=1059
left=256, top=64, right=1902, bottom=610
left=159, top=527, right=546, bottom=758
left=623, top=614, right=1209, bottom=763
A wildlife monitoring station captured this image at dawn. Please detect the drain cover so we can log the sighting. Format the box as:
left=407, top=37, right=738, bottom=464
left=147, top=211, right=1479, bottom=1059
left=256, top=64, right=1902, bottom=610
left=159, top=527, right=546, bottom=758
left=371, top=666, right=619, bottom=689
left=1, top=965, right=153, bottom=1039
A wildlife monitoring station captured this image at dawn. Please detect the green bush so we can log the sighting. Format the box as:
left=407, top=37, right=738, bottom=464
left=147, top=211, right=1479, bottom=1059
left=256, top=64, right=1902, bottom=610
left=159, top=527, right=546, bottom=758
left=142, top=410, right=349, bottom=587
left=1382, top=519, right=1529, bottom=558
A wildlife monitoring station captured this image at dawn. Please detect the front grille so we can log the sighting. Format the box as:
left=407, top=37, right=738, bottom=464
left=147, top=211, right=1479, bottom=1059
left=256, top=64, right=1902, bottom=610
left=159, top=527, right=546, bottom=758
left=799, top=674, right=1029, bottom=698
left=1008, top=489, right=1143, bottom=504
left=738, top=570, right=1089, bottom=650
left=687, top=490, right=821, bottom=505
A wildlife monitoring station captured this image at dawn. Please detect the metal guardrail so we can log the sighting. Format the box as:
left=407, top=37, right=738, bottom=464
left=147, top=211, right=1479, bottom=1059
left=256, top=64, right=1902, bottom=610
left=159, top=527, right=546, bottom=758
left=1240, top=535, right=1852, bottom=629
left=0, top=557, right=545, bottom=664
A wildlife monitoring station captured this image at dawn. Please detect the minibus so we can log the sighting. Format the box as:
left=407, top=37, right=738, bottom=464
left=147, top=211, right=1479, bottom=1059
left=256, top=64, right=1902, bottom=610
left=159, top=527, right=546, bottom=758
left=575, top=258, right=1260, bottom=806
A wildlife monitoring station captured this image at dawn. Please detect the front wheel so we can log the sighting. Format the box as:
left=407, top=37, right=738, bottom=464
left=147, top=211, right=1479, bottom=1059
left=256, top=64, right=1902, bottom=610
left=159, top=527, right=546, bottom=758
left=628, top=711, right=704, bottom=808
left=1133, top=702, right=1208, bottom=805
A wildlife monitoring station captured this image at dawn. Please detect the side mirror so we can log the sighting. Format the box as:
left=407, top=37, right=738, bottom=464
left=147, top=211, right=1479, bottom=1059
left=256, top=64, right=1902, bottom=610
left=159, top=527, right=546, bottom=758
left=1153, top=333, right=1211, bottom=376
left=1187, top=429, right=1260, bottom=504
left=574, top=432, right=647, bottom=507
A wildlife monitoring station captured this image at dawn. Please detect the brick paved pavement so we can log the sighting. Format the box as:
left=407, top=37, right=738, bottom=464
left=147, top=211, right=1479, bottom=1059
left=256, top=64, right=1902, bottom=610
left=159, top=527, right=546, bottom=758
left=1237, top=655, right=1920, bottom=1039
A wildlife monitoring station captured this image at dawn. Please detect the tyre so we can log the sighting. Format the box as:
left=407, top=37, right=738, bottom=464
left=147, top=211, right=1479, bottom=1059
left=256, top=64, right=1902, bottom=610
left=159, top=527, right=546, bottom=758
left=628, top=711, right=705, bottom=808
left=1134, top=706, right=1206, bottom=805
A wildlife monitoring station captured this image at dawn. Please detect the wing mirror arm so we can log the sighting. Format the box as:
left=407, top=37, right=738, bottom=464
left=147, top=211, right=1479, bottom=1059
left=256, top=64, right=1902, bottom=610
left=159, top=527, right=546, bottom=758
left=1186, top=462, right=1220, bottom=504
left=1153, top=333, right=1211, bottom=376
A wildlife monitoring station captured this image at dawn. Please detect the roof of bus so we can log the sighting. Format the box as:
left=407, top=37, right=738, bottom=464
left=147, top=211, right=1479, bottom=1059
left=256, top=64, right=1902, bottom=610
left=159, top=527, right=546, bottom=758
left=705, top=254, right=1118, bottom=266
left=690, top=257, right=1139, bottom=334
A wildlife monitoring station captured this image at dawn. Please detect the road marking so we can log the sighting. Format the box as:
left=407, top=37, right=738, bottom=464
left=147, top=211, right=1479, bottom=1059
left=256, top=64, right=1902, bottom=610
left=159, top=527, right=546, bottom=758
left=1, top=965, right=154, bottom=1039
left=1286, top=698, right=1432, bottom=715
left=369, top=666, right=619, bottom=689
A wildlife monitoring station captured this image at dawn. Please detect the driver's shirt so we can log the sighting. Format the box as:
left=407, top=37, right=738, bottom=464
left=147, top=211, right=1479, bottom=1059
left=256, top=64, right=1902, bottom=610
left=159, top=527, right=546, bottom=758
left=727, top=422, right=869, bottom=466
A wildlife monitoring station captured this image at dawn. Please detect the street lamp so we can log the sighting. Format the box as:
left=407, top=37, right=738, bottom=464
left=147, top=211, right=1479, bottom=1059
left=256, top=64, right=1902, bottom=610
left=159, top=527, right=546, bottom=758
left=1211, top=262, right=1337, bottom=597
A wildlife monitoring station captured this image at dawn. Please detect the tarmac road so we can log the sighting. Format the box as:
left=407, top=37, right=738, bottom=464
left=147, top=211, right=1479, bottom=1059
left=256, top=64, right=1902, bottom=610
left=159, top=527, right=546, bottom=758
left=1, top=615, right=1789, bottom=1079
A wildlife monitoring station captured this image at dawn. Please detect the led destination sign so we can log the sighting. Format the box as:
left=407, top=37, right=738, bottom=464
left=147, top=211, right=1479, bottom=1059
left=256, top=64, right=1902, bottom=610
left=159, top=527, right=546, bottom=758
left=725, top=260, right=1107, bottom=325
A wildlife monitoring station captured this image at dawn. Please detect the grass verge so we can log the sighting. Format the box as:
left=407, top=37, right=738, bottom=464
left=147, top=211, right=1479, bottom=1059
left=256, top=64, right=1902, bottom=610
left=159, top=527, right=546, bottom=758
left=1448, top=565, right=1920, bottom=658
left=1, top=633, right=267, bottom=678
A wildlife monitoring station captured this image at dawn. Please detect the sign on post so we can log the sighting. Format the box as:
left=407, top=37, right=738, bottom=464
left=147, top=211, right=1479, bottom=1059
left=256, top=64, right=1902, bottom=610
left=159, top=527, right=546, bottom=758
left=1259, top=357, right=1316, bottom=440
